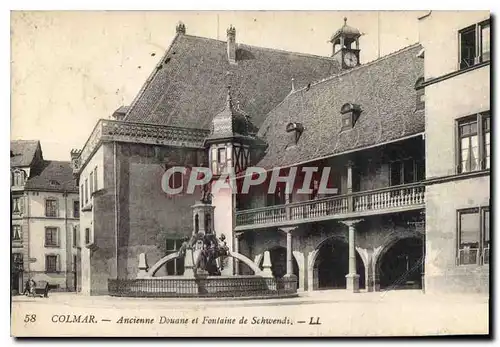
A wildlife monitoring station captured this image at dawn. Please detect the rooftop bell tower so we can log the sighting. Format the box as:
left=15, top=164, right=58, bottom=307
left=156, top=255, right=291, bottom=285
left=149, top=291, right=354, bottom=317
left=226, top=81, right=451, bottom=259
left=329, top=17, right=361, bottom=70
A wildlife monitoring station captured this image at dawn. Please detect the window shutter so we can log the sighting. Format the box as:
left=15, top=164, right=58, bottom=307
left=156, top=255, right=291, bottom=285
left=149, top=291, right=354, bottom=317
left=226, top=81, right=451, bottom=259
left=57, top=255, right=61, bottom=272
left=20, top=197, right=24, bottom=214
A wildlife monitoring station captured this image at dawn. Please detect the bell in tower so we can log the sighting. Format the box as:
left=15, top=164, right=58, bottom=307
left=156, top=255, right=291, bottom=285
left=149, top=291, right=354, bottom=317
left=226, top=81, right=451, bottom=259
left=329, top=17, right=361, bottom=70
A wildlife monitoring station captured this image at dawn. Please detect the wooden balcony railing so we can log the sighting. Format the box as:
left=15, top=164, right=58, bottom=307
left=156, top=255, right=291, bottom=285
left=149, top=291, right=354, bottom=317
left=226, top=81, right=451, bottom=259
left=235, top=183, right=425, bottom=228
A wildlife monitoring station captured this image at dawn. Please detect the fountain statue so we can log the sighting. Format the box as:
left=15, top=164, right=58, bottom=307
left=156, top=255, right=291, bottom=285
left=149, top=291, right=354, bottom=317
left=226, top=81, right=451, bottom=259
left=178, top=232, right=228, bottom=276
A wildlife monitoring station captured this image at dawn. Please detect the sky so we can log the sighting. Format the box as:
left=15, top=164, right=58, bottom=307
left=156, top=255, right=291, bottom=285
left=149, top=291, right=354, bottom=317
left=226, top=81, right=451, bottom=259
left=10, top=10, right=428, bottom=161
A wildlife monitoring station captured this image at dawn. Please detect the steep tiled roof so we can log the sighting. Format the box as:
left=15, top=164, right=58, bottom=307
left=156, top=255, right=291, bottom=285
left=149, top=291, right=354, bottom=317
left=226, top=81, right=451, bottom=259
left=256, top=44, right=424, bottom=169
left=10, top=140, right=41, bottom=167
left=25, top=160, right=78, bottom=192
left=124, top=33, right=340, bottom=129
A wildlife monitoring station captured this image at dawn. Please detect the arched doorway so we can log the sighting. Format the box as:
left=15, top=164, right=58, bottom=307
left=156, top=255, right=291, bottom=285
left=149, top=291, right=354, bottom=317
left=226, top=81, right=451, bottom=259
left=314, top=238, right=365, bottom=290
left=378, top=237, right=423, bottom=290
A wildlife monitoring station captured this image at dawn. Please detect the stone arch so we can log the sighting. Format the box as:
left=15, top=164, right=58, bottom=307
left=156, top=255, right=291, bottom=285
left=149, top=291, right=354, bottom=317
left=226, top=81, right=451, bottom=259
left=227, top=251, right=262, bottom=275
left=308, top=235, right=365, bottom=291
left=148, top=252, right=180, bottom=277
left=374, top=231, right=424, bottom=290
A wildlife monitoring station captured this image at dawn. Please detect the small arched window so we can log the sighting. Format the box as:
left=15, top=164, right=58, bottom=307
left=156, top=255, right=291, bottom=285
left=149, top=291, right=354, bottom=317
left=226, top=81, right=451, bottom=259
left=195, top=214, right=199, bottom=234
left=205, top=213, right=212, bottom=234
left=415, top=77, right=425, bottom=111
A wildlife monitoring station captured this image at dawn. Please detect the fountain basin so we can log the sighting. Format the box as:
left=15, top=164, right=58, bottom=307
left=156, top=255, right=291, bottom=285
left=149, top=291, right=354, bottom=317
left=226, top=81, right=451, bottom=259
left=108, top=275, right=297, bottom=299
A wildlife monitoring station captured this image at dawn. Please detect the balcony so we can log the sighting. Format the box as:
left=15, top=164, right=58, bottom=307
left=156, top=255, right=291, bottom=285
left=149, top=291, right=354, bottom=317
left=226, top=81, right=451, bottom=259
left=235, top=183, right=425, bottom=230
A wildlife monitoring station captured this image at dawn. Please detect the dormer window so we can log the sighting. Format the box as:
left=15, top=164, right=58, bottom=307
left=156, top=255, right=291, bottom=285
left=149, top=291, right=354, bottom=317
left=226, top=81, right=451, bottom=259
left=340, top=103, right=362, bottom=131
left=415, top=77, right=425, bottom=111
left=286, top=122, right=304, bottom=147
left=11, top=169, right=26, bottom=187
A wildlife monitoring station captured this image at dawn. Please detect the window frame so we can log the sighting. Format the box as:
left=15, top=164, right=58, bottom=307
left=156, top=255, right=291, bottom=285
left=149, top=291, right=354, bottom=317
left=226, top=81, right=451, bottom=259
left=45, top=198, right=58, bottom=217
left=73, top=200, right=80, bottom=218
left=73, top=226, right=78, bottom=248
left=89, top=171, right=94, bottom=196
left=44, top=227, right=59, bottom=247
left=165, top=239, right=185, bottom=276
left=93, top=166, right=98, bottom=192
left=458, top=19, right=490, bottom=70
left=84, top=178, right=89, bottom=204
left=85, top=228, right=91, bottom=245
left=456, top=112, right=490, bottom=174
left=456, top=206, right=490, bottom=266
left=12, top=196, right=21, bottom=214
left=45, top=254, right=59, bottom=273
left=389, top=157, right=423, bottom=186
left=80, top=184, right=84, bottom=208
left=12, top=225, right=22, bottom=242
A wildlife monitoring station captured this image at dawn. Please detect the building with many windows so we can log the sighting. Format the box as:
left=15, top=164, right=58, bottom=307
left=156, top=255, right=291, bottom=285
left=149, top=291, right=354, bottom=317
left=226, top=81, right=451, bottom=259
left=11, top=140, right=80, bottom=293
left=419, top=11, right=490, bottom=293
left=71, top=12, right=490, bottom=295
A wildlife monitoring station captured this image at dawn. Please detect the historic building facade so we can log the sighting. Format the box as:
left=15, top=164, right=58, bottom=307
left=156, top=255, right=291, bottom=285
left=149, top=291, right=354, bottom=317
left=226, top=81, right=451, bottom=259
left=419, top=11, right=490, bottom=293
left=11, top=140, right=80, bottom=293
left=72, top=13, right=490, bottom=295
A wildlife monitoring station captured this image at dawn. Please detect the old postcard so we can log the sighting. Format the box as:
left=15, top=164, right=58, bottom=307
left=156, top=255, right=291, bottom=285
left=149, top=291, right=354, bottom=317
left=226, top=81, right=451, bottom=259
left=10, top=10, right=490, bottom=337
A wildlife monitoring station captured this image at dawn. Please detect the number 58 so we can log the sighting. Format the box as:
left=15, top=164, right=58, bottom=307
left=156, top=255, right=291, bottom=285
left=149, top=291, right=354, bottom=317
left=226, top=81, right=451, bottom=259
left=24, top=314, right=36, bottom=323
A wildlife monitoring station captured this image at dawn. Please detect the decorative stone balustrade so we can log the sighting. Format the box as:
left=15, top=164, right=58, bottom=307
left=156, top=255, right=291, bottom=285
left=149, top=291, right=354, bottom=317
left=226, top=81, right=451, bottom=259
left=236, top=183, right=425, bottom=229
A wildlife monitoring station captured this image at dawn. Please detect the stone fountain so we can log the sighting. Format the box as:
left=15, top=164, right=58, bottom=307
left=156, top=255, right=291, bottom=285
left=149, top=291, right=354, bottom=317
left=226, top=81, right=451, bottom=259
left=108, top=192, right=297, bottom=298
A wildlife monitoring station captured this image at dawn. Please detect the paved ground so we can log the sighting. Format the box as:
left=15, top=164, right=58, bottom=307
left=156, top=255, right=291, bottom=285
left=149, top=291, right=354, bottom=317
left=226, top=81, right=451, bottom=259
left=11, top=290, right=489, bottom=337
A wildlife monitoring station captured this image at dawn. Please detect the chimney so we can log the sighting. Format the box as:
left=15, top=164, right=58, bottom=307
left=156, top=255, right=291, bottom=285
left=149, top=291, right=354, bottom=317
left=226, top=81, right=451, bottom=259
left=226, top=25, right=237, bottom=64
left=176, top=21, right=186, bottom=35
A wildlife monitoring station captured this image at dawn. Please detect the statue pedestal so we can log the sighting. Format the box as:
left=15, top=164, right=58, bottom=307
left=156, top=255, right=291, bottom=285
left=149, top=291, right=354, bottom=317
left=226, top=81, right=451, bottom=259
left=183, top=248, right=195, bottom=278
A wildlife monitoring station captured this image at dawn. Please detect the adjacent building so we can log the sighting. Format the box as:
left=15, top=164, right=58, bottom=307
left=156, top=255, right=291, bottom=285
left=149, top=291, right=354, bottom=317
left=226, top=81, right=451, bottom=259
left=71, top=13, right=490, bottom=295
left=419, top=11, right=490, bottom=293
left=11, top=140, right=80, bottom=293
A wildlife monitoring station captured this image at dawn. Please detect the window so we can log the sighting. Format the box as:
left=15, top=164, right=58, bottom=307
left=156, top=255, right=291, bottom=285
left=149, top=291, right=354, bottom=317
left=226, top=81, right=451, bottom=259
left=205, top=213, right=212, bottom=234
left=457, top=112, right=490, bottom=173
left=459, top=20, right=490, bottom=69
left=73, top=201, right=80, bottom=218
left=415, top=77, right=425, bottom=111
left=89, top=172, right=94, bottom=195
left=12, top=170, right=26, bottom=186
left=45, top=227, right=58, bottom=247
left=45, top=255, right=58, bottom=273
left=12, top=253, right=23, bottom=270
left=483, top=208, right=490, bottom=264
left=165, top=239, right=184, bottom=276
left=93, top=167, right=98, bottom=192
left=457, top=207, right=489, bottom=266
left=12, top=196, right=22, bottom=214
left=80, top=184, right=84, bottom=208
left=12, top=225, right=22, bottom=241
left=85, top=228, right=91, bottom=244
left=390, top=158, right=423, bottom=186
left=73, top=226, right=78, bottom=247
left=84, top=179, right=88, bottom=204
left=483, top=116, right=490, bottom=170
left=286, top=122, right=304, bottom=147
left=218, top=148, right=226, bottom=170
left=45, top=199, right=58, bottom=217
